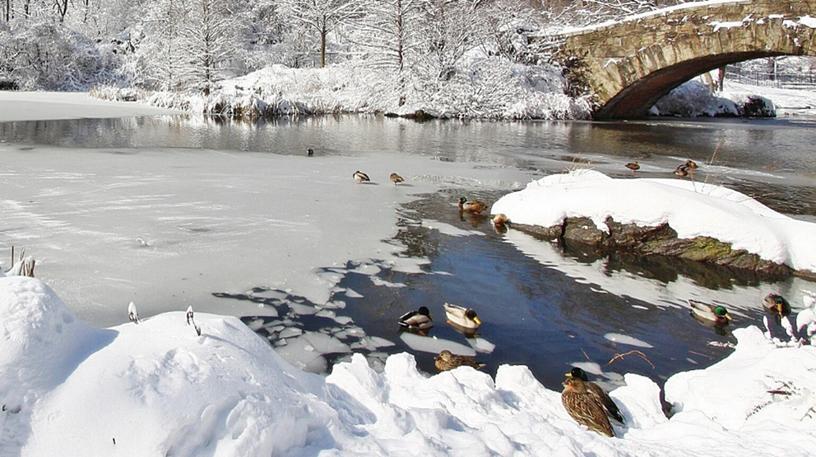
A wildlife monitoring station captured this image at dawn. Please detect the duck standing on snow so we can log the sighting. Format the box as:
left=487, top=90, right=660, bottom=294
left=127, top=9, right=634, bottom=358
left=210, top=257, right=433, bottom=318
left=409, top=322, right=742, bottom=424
left=128, top=302, right=140, bottom=324
left=625, top=162, right=640, bottom=173
left=186, top=305, right=202, bottom=336
left=689, top=299, right=732, bottom=326
left=566, top=367, right=624, bottom=424
left=458, top=197, right=487, bottom=215
left=762, top=293, right=796, bottom=341
left=562, top=376, right=615, bottom=437
left=398, top=306, right=433, bottom=331
left=444, top=303, right=482, bottom=331
left=353, top=171, right=371, bottom=183
left=389, top=173, right=405, bottom=185
left=434, top=350, right=484, bottom=372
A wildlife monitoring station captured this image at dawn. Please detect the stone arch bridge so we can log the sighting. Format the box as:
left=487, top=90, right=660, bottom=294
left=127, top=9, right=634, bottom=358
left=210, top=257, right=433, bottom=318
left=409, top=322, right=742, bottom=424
left=537, top=0, right=816, bottom=119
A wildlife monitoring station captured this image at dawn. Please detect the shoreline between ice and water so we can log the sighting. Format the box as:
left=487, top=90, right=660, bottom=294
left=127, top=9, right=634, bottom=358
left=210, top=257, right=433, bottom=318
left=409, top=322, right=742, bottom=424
left=1, top=274, right=816, bottom=456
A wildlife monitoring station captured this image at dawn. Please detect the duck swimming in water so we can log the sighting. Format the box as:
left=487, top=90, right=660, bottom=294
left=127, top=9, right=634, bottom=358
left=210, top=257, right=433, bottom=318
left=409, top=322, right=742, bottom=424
left=443, top=303, right=482, bottom=330
left=625, top=162, right=640, bottom=173
left=389, top=172, right=405, bottom=185
left=398, top=306, right=433, bottom=331
left=458, top=197, right=487, bottom=214
left=689, top=299, right=732, bottom=326
left=685, top=159, right=699, bottom=169
left=674, top=164, right=690, bottom=177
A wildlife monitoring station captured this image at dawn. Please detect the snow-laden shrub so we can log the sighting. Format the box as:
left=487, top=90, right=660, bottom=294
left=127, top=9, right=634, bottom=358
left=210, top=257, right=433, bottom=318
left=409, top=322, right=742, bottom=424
left=118, top=57, right=592, bottom=121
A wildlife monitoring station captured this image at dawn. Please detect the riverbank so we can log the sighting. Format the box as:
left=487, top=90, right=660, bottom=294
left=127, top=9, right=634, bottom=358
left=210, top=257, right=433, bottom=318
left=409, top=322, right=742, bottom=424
left=2, top=275, right=815, bottom=456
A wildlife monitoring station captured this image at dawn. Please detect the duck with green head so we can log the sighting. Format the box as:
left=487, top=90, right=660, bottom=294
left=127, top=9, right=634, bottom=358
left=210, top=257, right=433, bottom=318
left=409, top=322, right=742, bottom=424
left=689, top=299, right=733, bottom=326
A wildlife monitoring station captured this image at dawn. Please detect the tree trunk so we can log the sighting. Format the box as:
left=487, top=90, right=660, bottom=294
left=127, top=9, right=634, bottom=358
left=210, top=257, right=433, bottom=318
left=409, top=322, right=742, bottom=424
left=5, top=0, right=10, bottom=22
left=320, top=28, right=327, bottom=68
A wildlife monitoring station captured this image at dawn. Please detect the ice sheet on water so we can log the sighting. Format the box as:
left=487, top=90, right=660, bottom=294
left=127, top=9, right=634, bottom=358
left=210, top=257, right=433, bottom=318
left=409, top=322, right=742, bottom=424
left=399, top=332, right=477, bottom=357
left=604, top=333, right=654, bottom=349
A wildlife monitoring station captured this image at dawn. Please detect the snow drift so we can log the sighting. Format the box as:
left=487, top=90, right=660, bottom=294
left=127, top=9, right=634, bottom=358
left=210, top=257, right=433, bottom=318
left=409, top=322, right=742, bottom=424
left=492, top=170, right=816, bottom=275
left=3, top=276, right=816, bottom=456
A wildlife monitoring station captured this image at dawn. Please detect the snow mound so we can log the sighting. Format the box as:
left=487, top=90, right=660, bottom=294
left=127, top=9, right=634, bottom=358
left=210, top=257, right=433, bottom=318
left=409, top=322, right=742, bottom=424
left=4, top=277, right=816, bottom=456
left=651, top=80, right=776, bottom=118
left=491, top=170, right=816, bottom=274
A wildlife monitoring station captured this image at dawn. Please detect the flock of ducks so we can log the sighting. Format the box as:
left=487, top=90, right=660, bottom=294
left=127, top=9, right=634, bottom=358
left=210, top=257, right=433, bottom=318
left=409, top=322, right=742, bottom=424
left=398, top=303, right=484, bottom=372
left=626, top=159, right=700, bottom=177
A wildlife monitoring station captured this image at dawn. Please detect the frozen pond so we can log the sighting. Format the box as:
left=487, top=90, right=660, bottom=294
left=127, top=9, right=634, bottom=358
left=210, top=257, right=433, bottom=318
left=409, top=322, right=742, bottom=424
left=1, top=114, right=815, bottom=389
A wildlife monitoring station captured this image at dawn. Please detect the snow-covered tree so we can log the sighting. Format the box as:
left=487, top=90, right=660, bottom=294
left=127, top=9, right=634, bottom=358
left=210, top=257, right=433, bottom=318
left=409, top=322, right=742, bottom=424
left=177, top=0, right=239, bottom=94
left=278, top=0, right=365, bottom=68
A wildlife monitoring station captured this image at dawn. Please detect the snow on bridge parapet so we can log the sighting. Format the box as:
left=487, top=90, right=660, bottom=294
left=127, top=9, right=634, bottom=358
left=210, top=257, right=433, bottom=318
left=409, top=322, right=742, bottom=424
left=542, top=0, right=816, bottom=119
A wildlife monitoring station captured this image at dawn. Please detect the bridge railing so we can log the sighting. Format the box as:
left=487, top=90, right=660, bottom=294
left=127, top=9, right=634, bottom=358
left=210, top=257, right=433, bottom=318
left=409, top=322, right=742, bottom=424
left=725, top=69, right=816, bottom=90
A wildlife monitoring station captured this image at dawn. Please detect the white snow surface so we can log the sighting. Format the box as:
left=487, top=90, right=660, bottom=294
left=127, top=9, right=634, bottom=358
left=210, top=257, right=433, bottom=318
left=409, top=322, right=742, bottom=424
left=492, top=170, right=816, bottom=274
left=0, top=91, right=179, bottom=122
left=3, top=276, right=816, bottom=456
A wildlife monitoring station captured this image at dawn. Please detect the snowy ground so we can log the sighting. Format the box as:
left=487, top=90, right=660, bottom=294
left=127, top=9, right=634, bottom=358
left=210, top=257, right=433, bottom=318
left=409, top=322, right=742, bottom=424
left=1, top=275, right=815, bottom=457
left=492, top=170, right=816, bottom=276
left=0, top=91, right=180, bottom=122
left=652, top=78, right=816, bottom=118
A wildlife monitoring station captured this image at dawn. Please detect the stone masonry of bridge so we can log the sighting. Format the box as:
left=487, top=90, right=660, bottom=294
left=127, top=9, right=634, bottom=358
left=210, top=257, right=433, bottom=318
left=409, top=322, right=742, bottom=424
left=546, top=0, right=816, bottom=119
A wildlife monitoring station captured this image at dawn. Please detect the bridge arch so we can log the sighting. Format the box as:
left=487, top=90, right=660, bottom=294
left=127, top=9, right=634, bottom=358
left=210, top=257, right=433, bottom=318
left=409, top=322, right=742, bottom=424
left=547, top=0, right=816, bottom=119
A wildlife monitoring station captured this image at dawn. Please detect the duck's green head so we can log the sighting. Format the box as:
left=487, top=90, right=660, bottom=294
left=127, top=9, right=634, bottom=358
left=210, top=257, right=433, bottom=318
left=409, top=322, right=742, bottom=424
left=565, top=367, right=589, bottom=381
left=466, top=308, right=481, bottom=326
left=714, top=306, right=727, bottom=317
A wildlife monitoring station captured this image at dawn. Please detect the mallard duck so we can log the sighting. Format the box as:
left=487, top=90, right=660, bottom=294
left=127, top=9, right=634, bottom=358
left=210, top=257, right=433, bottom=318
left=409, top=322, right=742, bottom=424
left=398, top=306, right=433, bottom=330
left=353, top=170, right=370, bottom=183
left=306, top=148, right=314, bottom=157
left=434, top=350, right=484, bottom=372
left=566, top=367, right=624, bottom=424
left=674, top=164, right=690, bottom=177
left=625, top=162, right=640, bottom=172
left=685, top=159, right=699, bottom=169
left=763, top=293, right=791, bottom=317
left=562, top=377, right=615, bottom=437
left=492, top=213, right=510, bottom=227
left=458, top=197, right=487, bottom=214
left=389, top=172, right=405, bottom=185
left=444, top=303, right=481, bottom=330
left=689, top=299, right=732, bottom=326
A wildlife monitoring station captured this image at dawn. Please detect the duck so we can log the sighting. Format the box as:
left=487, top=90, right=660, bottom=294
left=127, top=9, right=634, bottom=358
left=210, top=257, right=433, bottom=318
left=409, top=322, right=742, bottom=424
left=353, top=170, right=370, bottom=183
left=763, top=293, right=791, bottom=317
left=674, top=164, right=690, bottom=177
left=128, top=301, right=140, bottom=324
left=688, top=299, right=732, bottom=326
left=685, top=159, right=699, bottom=169
left=306, top=148, right=314, bottom=157
left=398, top=306, right=433, bottom=331
left=443, top=303, right=482, bottom=330
left=566, top=367, right=624, bottom=424
left=492, top=213, right=510, bottom=227
left=561, top=376, right=615, bottom=437
left=625, top=162, right=640, bottom=172
left=434, top=350, right=484, bottom=372
left=458, top=197, right=488, bottom=214
left=389, top=172, right=405, bottom=185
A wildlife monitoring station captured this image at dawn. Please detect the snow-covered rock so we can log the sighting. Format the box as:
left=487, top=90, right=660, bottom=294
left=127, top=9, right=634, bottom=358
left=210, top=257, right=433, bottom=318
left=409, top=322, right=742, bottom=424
left=491, top=170, right=816, bottom=275
left=3, top=276, right=816, bottom=456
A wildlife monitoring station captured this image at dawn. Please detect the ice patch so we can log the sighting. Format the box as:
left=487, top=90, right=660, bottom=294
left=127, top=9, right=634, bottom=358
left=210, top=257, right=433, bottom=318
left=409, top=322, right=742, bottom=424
left=604, top=333, right=654, bottom=349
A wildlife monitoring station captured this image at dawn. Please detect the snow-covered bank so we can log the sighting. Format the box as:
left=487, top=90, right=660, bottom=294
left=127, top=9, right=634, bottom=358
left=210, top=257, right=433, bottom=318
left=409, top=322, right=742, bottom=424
left=94, top=59, right=592, bottom=121
left=2, top=276, right=816, bottom=456
left=491, top=170, right=816, bottom=276
left=651, top=80, right=776, bottom=118
left=0, top=91, right=180, bottom=122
